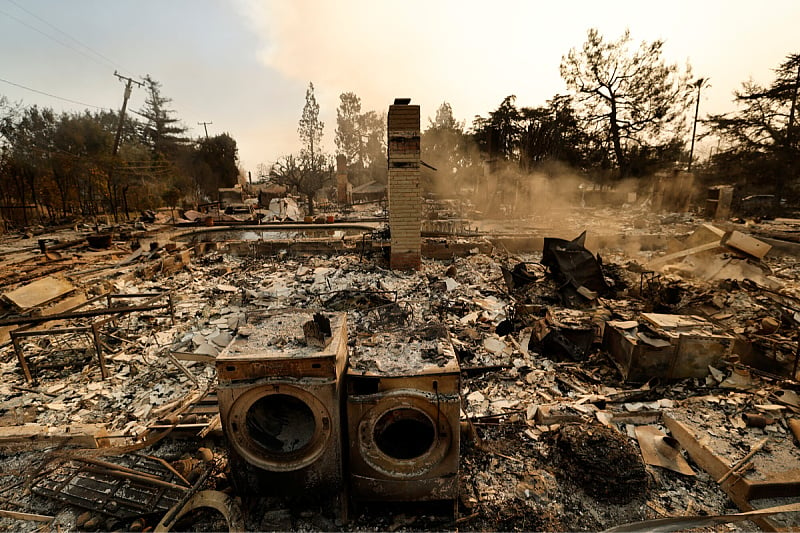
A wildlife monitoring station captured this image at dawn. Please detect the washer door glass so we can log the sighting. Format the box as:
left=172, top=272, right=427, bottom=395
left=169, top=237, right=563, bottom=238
left=373, top=408, right=435, bottom=459
left=246, top=394, right=316, bottom=453
left=226, top=384, right=334, bottom=472
left=355, top=391, right=455, bottom=478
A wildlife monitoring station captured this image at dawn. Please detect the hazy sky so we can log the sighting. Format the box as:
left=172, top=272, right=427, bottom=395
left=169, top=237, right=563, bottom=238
left=1, top=0, right=798, bottom=174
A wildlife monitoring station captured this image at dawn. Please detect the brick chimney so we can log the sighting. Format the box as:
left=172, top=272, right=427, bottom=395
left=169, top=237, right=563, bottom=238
left=335, top=154, right=350, bottom=204
left=387, top=99, right=421, bottom=270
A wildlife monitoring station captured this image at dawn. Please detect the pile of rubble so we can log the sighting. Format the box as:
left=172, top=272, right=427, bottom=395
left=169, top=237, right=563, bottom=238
left=1, top=209, right=800, bottom=531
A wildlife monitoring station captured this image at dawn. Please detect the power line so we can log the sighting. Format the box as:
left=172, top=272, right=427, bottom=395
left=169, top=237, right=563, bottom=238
left=4, top=0, right=134, bottom=76
left=0, top=76, right=110, bottom=110
left=0, top=6, right=116, bottom=73
left=1, top=142, right=175, bottom=174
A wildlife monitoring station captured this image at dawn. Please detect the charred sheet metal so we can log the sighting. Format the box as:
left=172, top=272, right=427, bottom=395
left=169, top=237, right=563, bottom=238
left=542, top=231, right=609, bottom=307
left=155, top=490, right=244, bottom=532
left=500, top=262, right=541, bottom=293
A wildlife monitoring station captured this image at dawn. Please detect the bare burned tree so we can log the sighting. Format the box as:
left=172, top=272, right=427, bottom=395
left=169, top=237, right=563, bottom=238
left=270, top=153, right=332, bottom=216
left=271, top=82, right=334, bottom=215
left=561, top=29, right=693, bottom=178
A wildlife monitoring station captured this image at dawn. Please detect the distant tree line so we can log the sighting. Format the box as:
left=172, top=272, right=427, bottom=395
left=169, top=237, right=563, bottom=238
left=269, top=83, right=388, bottom=215
left=256, top=29, right=800, bottom=215
left=271, top=30, right=799, bottom=213
left=0, top=75, right=240, bottom=225
left=410, top=31, right=799, bottom=203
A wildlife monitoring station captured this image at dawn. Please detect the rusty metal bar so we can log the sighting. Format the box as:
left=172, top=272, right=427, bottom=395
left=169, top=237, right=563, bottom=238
left=0, top=302, right=170, bottom=327
left=159, top=467, right=213, bottom=530
left=90, top=322, right=108, bottom=380
left=167, top=292, right=175, bottom=324
left=11, top=293, right=109, bottom=335
left=9, top=292, right=172, bottom=383
left=13, top=327, right=92, bottom=384
left=107, top=292, right=170, bottom=299
left=70, top=456, right=172, bottom=482
left=80, top=465, right=189, bottom=492
left=12, top=327, right=92, bottom=338
left=12, top=334, right=32, bottom=383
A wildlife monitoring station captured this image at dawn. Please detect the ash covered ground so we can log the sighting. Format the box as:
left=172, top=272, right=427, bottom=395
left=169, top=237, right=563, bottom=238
left=1, top=206, right=800, bottom=531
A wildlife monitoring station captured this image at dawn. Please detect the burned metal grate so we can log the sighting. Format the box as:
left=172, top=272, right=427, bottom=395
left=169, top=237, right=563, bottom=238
left=316, top=289, right=397, bottom=311
left=31, top=454, right=188, bottom=518
left=363, top=301, right=413, bottom=330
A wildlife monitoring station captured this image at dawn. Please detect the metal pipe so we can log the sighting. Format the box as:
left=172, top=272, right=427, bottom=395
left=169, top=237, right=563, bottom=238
left=717, top=437, right=769, bottom=484
left=741, top=413, right=773, bottom=428
left=172, top=222, right=381, bottom=239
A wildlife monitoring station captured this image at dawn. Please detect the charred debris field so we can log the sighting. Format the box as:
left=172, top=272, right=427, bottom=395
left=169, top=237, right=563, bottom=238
left=1, top=205, right=800, bottom=531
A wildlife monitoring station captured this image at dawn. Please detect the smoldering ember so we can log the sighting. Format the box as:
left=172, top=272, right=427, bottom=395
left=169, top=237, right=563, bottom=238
left=2, top=48, right=800, bottom=532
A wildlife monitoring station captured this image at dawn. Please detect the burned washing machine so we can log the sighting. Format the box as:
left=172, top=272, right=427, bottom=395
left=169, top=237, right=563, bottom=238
left=217, top=311, right=348, bottom=497
left=346, top=323, right=461, bottom=502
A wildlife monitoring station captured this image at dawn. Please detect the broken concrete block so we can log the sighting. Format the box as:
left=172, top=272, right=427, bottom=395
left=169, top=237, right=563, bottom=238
left=490, top=399, right=517, bottom=411
left=194, top=343, right=219, bottom=357
left=215, top=284, right=238, bottom=293
left=227, top=315, right=243, bottom=330
left=722, top=230, right=772, bottom=260
left=459, top=311, right=480, bottom=325
left=535, top=404, right=583, bottom=424
left=647, top=242, right=722, bottom=269
left=483, top=336, right=508, bottom=355
left=466, top=391, right=485, bottom=403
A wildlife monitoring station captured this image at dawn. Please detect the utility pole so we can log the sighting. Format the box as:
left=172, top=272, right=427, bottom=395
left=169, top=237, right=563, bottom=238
left=198, top=121, right=213, bottom=139
left=109, top=71, right=143, bottom=222
left=112, top=71, right=143, bottom=157
left=688, top=78, right=707, bottom=172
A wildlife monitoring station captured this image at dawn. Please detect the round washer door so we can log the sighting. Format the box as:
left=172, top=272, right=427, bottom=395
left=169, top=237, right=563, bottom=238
left=357, top=390, right=453, bottom=478
left=225, top=383, right=332, bottom=472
